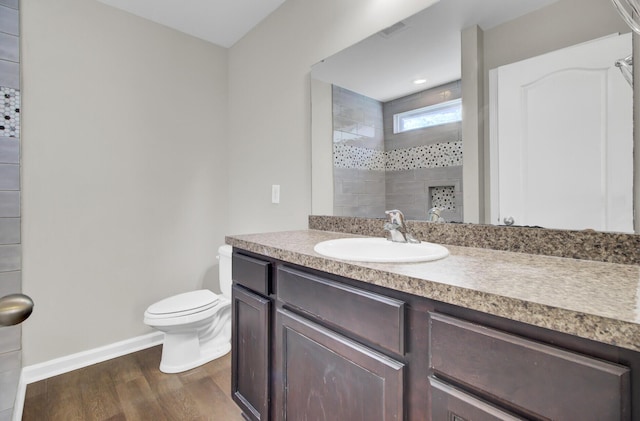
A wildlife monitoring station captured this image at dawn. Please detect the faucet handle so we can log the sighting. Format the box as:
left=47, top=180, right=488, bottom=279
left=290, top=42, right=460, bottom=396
left=383, top=209, right=420, bottom=243
left=427, top=207, right=445, bottom=223
left=385, top=209, right=405, bottom=225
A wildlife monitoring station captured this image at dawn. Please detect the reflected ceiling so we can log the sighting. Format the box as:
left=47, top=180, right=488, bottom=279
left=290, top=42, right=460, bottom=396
left=311, top=0, right=558, bottom=101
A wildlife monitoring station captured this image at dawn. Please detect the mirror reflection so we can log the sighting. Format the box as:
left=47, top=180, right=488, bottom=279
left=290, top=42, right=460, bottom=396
left=311, top=0, right=634, bottom=232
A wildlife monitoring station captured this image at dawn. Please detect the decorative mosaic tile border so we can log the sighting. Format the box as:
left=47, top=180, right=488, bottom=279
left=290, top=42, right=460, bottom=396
left=333, top=141, right=463, bottom=171
left=386, top=141, right=462, bottom=171
left=0, top=86, right=19, bottom=138
left=333, top=144, right=386, bottom=170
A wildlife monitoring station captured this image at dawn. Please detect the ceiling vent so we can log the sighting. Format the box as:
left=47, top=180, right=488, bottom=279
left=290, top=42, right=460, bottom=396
left=378, top=21, right=409, bottom=39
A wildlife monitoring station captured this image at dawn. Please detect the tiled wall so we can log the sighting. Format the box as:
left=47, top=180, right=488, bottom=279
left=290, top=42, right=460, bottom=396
left=383, top=81, right=463, bottom=221
left=332, top=85, right=386, bottom=217
left=0, top=1, right=20, bottom=419
left=332, top=81, right=463, bottom=221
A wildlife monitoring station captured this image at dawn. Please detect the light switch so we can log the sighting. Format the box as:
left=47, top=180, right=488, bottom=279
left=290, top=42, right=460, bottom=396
left=272, top=184, right=280, bottom=204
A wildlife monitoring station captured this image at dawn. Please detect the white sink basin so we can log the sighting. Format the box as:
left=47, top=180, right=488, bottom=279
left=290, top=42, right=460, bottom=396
left=313, top=237, right=449, bottom=263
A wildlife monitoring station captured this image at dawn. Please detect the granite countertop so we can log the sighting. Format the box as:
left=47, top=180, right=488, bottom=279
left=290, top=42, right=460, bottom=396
left=226, top=229, right=640, bottom=353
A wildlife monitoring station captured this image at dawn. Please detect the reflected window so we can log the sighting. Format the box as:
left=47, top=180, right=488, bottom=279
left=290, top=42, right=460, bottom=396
left=393, top=98, right=462, bottom=133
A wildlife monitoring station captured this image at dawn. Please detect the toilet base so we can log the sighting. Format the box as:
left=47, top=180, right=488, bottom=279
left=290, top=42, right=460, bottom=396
left=159, top=338, right=231, bottom=374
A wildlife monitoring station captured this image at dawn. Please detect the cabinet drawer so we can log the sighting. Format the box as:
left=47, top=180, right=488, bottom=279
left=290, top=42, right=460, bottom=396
left=429, top=313, right=631, bottom=420
left=232, top=252, right=271, bottom=296
left=277, top=266, right=405, bottom=355
left=429, top=376, right=523, bottom=421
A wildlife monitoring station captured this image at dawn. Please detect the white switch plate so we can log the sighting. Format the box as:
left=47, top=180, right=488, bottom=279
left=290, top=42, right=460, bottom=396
left=272, top=184, right=280, bottom=204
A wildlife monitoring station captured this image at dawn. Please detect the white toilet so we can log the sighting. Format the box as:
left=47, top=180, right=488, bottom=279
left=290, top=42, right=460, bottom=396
left=144, top=245, right=233, bottom=373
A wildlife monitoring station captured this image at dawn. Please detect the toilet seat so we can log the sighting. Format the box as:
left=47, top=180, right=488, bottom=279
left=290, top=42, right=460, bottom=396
left=145, top=290, right=219, bottom=320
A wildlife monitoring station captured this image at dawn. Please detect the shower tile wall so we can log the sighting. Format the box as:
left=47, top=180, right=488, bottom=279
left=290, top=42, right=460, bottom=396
left=332, top=85, right=386, bottom=217
left=0, top=1, right=20, bottom=419
left=332, top=82, right=464, bottom=221
left=383, top=81, right=463, bottom=221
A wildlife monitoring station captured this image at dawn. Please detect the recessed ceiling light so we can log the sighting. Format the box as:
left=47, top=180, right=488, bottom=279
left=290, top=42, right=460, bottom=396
left=413, top=78, right=427, bottom=85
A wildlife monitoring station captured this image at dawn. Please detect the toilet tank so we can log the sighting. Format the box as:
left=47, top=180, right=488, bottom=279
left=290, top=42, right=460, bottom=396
left=218, top=245, right=233, bottom=299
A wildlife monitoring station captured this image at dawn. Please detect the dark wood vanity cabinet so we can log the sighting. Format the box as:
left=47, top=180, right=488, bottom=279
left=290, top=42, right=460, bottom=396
left=231, top=248, right=638, bottom=421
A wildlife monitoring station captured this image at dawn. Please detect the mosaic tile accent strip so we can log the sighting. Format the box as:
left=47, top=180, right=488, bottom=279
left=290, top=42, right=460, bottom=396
left=333, top=144, right=386, bottom=170
left=334, top=141, right=462, bottom=171
left=0, top=86, right=19, bottom=137
left=386, top=141, right=462, bottom=171
left=431, top=186, right=456, bottom=211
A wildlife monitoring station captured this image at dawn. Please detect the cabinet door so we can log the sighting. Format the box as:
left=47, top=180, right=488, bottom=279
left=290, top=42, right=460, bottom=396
left=232, top=284, right=271, bottom=421
left=277, top=309, right=404, bottom=421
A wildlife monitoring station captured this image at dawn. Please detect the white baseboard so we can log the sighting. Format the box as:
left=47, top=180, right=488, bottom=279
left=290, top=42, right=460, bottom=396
left=12, top=332, right=163, bottom=421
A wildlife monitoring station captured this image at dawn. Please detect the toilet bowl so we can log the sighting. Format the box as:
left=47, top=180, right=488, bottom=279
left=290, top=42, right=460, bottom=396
left=144, top=245, right=233, bottom=373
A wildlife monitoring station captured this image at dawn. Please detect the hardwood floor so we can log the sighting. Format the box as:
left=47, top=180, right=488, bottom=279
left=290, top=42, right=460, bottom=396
left=22, top=345, right=243, bottom=421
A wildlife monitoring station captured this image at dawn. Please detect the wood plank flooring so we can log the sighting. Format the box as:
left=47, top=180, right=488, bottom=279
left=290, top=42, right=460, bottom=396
left=22, top=345, right=243, bottom=421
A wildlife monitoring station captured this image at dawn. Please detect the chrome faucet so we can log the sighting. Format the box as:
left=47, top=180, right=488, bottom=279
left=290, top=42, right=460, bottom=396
left=427, top=207, right=445, bottom=223
left=384, top=210, right=420, bottom=243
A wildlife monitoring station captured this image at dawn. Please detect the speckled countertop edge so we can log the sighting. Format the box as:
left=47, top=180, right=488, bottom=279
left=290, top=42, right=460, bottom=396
left=226, top=229, right=640, bottom=353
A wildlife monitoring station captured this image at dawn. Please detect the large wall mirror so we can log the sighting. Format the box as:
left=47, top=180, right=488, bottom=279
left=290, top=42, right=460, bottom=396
left=311, top=0, right=637, bottom=233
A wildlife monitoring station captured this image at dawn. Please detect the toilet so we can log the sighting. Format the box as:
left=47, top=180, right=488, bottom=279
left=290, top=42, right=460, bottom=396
left=144, top=245, right=233, bottom=373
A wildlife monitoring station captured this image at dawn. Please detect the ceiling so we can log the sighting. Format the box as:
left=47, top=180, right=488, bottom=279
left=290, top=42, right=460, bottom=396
left=96, top=0, right=287, bottom=48
left=311, top=0, right=558, bottom=102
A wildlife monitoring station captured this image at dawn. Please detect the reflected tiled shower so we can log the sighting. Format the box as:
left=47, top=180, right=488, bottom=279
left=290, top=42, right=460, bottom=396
left=332, top=82, right=463, bottom=221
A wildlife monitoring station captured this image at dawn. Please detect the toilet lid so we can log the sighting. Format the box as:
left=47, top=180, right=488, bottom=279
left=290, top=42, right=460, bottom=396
left=146, top=290, right=219, bottom=317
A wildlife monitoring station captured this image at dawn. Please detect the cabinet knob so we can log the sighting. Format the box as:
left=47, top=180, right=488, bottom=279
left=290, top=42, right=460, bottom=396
left=503, top=216, right=515, bottom=226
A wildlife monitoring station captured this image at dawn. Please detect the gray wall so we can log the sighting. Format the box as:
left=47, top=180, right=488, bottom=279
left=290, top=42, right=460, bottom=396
left=0, top=1, right=20, bottom=419
left=22, top=0, right=229, bottom=366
